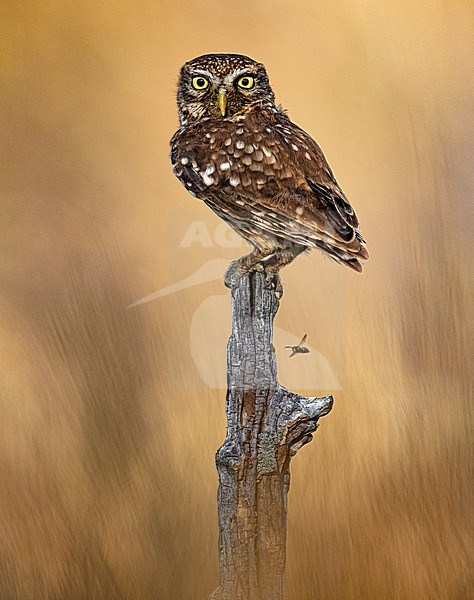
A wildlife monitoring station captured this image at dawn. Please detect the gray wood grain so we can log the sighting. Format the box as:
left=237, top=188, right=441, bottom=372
left=209, top=270, right=333, bottom=599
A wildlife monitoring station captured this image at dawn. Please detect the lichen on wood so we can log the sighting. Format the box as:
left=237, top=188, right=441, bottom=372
left=257, top=430, right=282, bottom=479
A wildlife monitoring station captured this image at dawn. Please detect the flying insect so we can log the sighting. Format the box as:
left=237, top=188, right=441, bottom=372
left=285, top=334, right=310, bottom=358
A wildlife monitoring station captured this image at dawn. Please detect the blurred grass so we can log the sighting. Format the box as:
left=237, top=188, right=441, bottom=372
left=0, top=1, right=472, bottom=598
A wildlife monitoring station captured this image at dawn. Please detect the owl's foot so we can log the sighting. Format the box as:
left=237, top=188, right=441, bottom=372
left=260, top=245, right=305, bottom=297
left=224, top=249, right=268, bottom=288
left=224, top=258, right=283, bottom=298
left=224, top=259, right=264, bottom=288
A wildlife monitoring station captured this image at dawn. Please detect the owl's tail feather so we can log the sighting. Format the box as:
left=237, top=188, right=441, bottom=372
left=340, top=256, right=363, bottom=272
left=315, top=239, right=367, bottom=272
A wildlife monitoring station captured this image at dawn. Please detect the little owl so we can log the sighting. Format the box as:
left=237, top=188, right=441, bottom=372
left=170, top=54, right=368, bottom=286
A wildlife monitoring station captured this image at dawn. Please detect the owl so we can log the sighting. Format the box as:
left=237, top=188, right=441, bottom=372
left=170, top=53, right=368, bottom=285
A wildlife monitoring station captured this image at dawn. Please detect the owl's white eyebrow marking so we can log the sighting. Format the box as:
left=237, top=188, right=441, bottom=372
left=190, top=69, right=218, bottom=83
left=224, top=68, right=254, bottom=84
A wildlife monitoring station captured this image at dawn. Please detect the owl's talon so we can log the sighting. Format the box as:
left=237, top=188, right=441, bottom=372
left=275, top=280, right=284, bottom=298
left=253, top=262, right=265, bottom=273
left=225, top=258, right=273, bottom=289
left=263, top=270, right=283, bottom=297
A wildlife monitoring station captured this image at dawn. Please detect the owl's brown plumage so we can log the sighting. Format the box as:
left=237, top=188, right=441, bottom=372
left=171, top=53, right=368, bottom=277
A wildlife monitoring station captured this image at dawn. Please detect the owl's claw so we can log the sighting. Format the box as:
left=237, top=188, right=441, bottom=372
left=224, top=260, right=260, bottom=288
left=224, top=259, right=283, bottom=298
left=263, top=268, right=283, bottom=298
left=224, top=259, right=270, bottom=289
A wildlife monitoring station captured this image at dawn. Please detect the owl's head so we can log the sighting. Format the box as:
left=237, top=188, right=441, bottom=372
left=176, top=53, right=275, bottom=125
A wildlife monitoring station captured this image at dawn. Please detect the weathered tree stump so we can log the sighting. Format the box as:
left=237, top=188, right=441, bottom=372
left=209, top=269, right=333, bottom=600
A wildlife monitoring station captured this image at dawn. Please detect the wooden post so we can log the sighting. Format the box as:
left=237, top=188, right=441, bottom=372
left=209, top=269, right=333, bottom=600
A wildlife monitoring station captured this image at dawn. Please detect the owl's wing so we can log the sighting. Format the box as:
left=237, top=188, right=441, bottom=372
left=276, top=116, right=363, bottom=233
left=241, top=113, right=368, bottom=256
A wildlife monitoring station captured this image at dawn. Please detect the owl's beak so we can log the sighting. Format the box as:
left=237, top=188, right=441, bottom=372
left=217, top=90, right=227, bottom=117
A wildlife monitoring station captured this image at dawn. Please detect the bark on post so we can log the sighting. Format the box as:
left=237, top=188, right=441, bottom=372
left=209, top=269, right=333, bottom=600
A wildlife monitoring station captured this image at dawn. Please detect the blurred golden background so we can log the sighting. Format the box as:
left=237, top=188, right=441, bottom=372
left=1, top=1, right=472, bottom=598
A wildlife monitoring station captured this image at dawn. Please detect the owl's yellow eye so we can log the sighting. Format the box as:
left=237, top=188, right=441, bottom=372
left=236, top=75, right=255, bottom=89
left=192, top=76, right=209, bottom=90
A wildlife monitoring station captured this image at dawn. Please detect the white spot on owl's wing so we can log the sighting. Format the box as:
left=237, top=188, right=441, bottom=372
left=202, top=172, right=215, bottom=186
left=220, top=162, right=230, bottom=171
left=180, top=157, right=189, bottom=165
left=235, top=140, right=245, bottom=150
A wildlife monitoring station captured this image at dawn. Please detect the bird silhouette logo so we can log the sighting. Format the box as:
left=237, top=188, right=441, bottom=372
left=128, top=260, right=341, bottom=390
